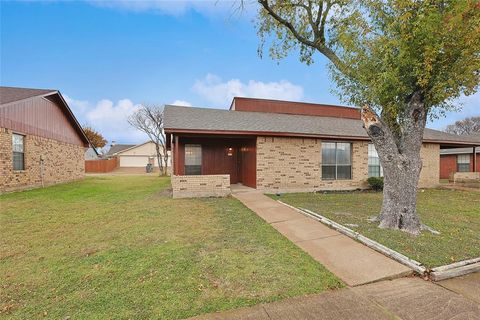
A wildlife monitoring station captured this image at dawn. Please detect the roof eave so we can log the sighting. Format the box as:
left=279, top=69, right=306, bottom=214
left=164, top=128, right=370, bottom=141
left=0, top=90, right=58, bottom=107
left=55, top=91, right=91, bottom=147
left=165, top=128, right=480, bottom=146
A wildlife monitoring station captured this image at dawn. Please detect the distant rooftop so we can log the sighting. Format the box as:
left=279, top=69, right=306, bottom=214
left=106, top=144, right=136, bottom=156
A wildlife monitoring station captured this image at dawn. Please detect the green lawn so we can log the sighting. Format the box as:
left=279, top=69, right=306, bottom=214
left=0, top=176, right=342, bottom=319
left=271, top=189, right=480, bottom=269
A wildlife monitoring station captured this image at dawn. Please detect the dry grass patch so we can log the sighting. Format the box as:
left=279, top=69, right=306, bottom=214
left=0, top=176, right=342, bottom=319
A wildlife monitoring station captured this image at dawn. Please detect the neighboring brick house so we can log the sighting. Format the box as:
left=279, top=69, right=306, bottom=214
left=164, top=97, right=480, bottom=198
left=0, top=86, right=90, bottom=193
left=440, top=147, right=479, bottom=180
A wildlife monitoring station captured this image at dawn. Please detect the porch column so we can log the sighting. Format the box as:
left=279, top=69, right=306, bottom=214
left=174, top=135, right=179, bottom=175
left=474, top=146, right=477, bottom=172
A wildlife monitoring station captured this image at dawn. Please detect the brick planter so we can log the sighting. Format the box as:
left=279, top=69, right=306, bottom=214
left=171, top=174, right=231, bottom=198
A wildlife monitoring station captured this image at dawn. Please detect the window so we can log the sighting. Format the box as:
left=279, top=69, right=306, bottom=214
left=368, top=144, right=383, bottom=177
left=12, top=133, right=25, bottom=171
left=185, top=144, right=202, bottom=175
left=322, top=142, right=352, bottom=180
left=457, top=154, right=470, bottom=172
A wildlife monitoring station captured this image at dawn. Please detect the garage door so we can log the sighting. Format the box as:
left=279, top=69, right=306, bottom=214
left=119, top=156, right=151, bottom=167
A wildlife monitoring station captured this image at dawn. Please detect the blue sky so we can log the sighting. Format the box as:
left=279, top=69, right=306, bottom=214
left=1, top=0, right=478, bottom=144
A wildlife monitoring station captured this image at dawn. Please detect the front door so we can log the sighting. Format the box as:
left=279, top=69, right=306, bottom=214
left=239, top=140, right=256, bottom=188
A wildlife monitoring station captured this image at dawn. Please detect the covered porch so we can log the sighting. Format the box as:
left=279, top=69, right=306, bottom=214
left=440, top=144, right=479, bottom=183
left=167, top=133, right=257, bottom=198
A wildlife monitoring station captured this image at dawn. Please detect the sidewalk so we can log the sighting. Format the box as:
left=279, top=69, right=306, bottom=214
left=232, top=190, right=411, bottom=286
left=190, top=189, right=480, bottom=320
left=190, top=277, right=480, bottom=320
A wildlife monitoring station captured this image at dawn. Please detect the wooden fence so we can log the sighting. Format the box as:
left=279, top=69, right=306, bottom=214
left=85, top=158, right=119, bottom=173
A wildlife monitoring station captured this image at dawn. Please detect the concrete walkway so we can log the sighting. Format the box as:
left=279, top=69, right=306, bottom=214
left=190, top=277, right=480, bottom=320
left=438, top=272, right=480, bottom=304
left=232, top=189, right=411, bottom=286
left=189, top=188, right=479, bottom=319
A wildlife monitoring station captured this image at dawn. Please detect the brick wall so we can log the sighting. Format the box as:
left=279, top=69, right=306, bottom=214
left=256, top=137, right=321, bottom=192
left=454, top=172, right=480, bottom=183
left=256, top=137, right=369, bottom=192
left=256, top=136, right=439, bottom=192
left=0, top=128, right=85, bottom=193
left=171, top=174, right=231, bottom=198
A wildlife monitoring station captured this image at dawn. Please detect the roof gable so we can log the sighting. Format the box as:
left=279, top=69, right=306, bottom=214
left=0, top=86, right=90, bottom=146
left=115, top=141, right=158, bottom=155
left=106, top=144, right=136, bottom=156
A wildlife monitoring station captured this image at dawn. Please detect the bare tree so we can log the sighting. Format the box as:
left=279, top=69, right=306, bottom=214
left=128, top=105, right=169, bottom=175
left=445, top=116, right=480, bottom=136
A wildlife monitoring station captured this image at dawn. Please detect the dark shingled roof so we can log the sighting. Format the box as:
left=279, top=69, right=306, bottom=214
left=164, top=105, right=480, bottom=146
left=0, top=86, right=57, bottom=105
left=106, top=144, right=136, bottom=156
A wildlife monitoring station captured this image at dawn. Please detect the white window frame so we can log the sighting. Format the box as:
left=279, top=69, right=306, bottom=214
left=457, top=154, right=470, bottom=172
left=12, top=133, right=25, bottom=171
left=184, top=144, right=202, bottom=175
left=321, top=142, right=352, bottom=180
left=368, top=144, right=383, bottom=178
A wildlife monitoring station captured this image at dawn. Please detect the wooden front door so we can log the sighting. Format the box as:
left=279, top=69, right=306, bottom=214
left=239, top=140, right=256, bottom=188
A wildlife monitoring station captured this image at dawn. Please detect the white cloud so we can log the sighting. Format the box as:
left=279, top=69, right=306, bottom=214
left=171, top=99, right=192, bottom=106
left=65, top=96, right=148, bottom=144
left=86, top=99, right=146, bottom=143
left=64, top=95, right=90, bottom=114
left=193, top=73, right=304, bottom=106
left=88, top=0, right=255, bottom=17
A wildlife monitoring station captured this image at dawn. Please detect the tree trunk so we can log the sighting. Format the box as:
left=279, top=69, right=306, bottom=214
left=378, top=153, right=422, bottom=234
left=163, top=148, right=169, bottom=176
left=154, top=142, right=164, bottom=176
left=362, top=92, right=426, bottom=235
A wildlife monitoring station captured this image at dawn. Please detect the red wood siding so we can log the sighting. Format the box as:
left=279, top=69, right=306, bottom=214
left=231, top=97, right=360, bottom=119
left=239, top=139, right=256, bottom=188
left=0, top=95, right=86, bottom=146
left=440, top=155, right=457, bottom=179
left=440, top=154, right=480, bottom=179
left=173, top=136, right=256, bottom=188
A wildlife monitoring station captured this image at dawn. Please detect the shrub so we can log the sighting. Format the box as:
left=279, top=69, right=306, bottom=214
left=367, top=177, right=384, bottom=191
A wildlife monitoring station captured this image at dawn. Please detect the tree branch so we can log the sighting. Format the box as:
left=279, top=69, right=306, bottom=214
left=127, top=104, right=169, bottom=175
left=258, top=0, right=348, bottom=74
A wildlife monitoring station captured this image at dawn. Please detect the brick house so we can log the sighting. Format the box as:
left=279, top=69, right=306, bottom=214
left=440, top=147, right=479, bottom=180
left=164, top=97, right=480, bottom=198
left=0, top=86, right=90, bottom=193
